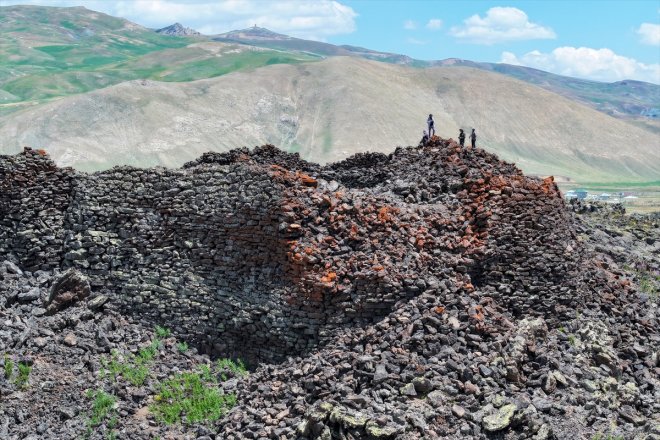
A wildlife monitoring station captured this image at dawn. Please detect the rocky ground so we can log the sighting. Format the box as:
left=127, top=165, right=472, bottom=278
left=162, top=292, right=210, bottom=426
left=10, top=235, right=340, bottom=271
left=1, top=139, right=658, bottom=440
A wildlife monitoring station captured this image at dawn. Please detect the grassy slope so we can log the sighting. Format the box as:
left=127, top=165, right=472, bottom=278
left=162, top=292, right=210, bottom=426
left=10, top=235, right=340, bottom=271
left=0, top=6, right=316, bottom=110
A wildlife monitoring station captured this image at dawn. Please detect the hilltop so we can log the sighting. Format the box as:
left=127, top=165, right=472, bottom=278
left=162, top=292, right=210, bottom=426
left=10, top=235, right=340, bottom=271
left=0, top=139, right=657, bottom=439
left=156, top=23, right=200, bottom=36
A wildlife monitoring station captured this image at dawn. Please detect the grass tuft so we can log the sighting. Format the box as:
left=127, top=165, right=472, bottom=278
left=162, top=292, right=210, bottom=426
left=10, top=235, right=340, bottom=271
left=151, top=366, right=237, bottom=425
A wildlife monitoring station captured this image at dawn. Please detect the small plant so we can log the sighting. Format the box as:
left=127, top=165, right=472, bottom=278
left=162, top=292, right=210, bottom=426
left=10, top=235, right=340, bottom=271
left=138, top=339, right=161, bottom=363
left=3, top=354, right=13, bottom=380
left=15, top=362, right=31, bottom=388
left=87, top=389, right=117, bottom=427
left=102, top=350, right=149, bottom=386
left=216, top=358, right=247, bottom=380
left=155, top=326, right=171, bottom=338
left=568, top=335, right=577, bottom=347
left=558, top=326, right=566, bottom=334
left=177, top=342, right=189, bottom=353
left=151, top=367, right=236, bottom=425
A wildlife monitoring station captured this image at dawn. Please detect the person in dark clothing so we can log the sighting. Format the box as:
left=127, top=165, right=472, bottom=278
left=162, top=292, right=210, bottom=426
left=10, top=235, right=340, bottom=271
left=427, top=114, right=435, bottom=137
left=458, top=129, right=465, bottom=147
left=420, top=130, right=429, bottom=145
left=470, top=128, right=477, bottom=148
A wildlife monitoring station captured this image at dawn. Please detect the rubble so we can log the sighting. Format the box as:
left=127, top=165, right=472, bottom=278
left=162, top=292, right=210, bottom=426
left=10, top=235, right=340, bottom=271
left=0, top=139, right=658, bottom=439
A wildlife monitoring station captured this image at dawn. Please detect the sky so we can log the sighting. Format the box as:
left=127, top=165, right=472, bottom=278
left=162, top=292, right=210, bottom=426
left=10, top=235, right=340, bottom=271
left=2, top=0, right=660, bottom=84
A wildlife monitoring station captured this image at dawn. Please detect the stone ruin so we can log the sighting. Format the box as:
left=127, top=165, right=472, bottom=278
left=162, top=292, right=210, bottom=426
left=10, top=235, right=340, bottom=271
left=0, top=139, right=657, bottom=439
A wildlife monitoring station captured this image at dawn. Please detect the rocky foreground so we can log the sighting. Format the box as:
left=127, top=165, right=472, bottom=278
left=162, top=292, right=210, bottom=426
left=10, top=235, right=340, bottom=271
left=0, top=139, right=658, bottom=440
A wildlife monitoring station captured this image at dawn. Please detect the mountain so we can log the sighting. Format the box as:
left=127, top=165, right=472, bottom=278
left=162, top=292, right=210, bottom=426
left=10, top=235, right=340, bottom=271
left=0, top=6, right=314, bottom=115
left=2, top=5, right=657, bottom=124
left=156, top=22, right=200, bottom=36
left=213, top=26, right=418, bottom=65
left=435, top=59, right=660, bottom=123
left=1, top=56, right=657, bottom=183
left=212, top=28, right=659, bottom=123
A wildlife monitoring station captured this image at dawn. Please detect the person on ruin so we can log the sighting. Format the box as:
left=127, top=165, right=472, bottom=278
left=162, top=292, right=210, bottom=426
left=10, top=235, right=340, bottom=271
left=420, top=130, right=429, bottom=146
left=470, top=128, right=477, bottom=148
left=427, top=114, right=435, bottom=137
left=458, top=129, right=465, bottom=147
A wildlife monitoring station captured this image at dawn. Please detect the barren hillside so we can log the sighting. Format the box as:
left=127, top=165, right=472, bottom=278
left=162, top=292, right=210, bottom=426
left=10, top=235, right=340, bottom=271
left=0, top=57, right=658, bottom=182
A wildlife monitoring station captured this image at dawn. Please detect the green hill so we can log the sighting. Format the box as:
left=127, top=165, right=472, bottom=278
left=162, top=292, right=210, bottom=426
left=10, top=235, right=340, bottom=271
left=0, top=5, right=316, bottom=113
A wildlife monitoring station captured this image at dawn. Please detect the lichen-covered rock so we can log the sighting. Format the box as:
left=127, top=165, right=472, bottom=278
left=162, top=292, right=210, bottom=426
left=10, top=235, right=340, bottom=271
left=482, top=403, right=517, bottom=432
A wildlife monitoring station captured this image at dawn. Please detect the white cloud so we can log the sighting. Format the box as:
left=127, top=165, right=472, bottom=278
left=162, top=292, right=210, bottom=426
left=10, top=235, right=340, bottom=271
left=450, top=7, right=555, bottom=44
left=637, top=23, right=660, bottom=46
left=502, top=47, right=660, bottom=84
left=403, top=19, right=417, bottom=30
left=426, top=19, right=443, bottom=30
left=2, top=0, right=358, bottom=40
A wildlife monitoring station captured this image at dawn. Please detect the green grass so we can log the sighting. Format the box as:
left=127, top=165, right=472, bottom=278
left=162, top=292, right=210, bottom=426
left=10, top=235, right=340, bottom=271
left=102, top=347, right=153, bottom=386
left=3, top=354, right=13, bottom=380
left=216, top=358, right=247, bottom=380
left=151, top=366, right=237, bottom=425
left=87, top=389, right=117, bottom=427
left=15, top=362, right=31, bottom=388
left=177, top=342, right=189, bottom=353
left=154, top=325, right=171, bottom=338
left=84, top=389, right=118, bottom=439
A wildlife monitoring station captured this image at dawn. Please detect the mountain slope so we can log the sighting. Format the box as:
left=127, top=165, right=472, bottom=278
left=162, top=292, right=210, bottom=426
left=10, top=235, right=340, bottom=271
left=0, top=57, right=657, bottom=182
left=2, top=5, right=657, bottom=126
left=0, top=6, right=315, bottom=115
left=213, top=26, right=660, bottom=122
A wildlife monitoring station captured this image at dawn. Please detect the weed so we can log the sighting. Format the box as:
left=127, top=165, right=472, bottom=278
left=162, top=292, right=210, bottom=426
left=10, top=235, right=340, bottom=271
left=154, top=326, right=171, bottom=338
left=15, top=362, right=31, bottom=388
left=216, top=358, right=247, bottom=380
left=151, top=367, right=236, bottom=425
left=3, top=354, right=13, bottom=380
left=568, top=335, right=577, bottom=347
left=177, top=342, right=188, bottom=353
left=102, top=350, right=149, bottom=386
left=87, top=389, right=117, bottom=427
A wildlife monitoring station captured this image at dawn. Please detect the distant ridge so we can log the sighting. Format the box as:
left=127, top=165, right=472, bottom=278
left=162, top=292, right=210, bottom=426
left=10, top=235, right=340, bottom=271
left=156, top=22, right=200, bottom=36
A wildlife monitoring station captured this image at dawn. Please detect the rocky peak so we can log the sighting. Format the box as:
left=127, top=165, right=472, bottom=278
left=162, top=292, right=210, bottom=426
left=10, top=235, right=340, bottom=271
left=155, top=22, right=200, bottom=36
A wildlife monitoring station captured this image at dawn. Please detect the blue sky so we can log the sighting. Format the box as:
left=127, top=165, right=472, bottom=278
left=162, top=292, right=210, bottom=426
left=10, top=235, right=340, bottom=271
left=3, top=0, right=659, bottom=83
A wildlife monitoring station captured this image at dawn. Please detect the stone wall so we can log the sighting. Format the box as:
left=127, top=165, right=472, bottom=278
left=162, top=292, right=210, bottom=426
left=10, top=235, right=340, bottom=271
left=0, top=141, right=584, bottom=364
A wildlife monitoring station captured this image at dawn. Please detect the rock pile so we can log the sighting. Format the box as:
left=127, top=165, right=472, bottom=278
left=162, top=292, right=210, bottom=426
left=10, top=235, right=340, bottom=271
left=0, top=138, right=657, bottom=439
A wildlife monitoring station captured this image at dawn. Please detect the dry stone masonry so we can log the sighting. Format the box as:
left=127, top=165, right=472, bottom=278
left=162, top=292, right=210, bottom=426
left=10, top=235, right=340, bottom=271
left=0, top=139, right=657, bottom=439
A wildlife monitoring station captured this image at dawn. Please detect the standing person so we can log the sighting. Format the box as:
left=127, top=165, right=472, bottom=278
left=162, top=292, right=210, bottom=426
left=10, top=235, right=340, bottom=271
left=470, top=128, right=477, bottom=148
left=420, top=130, right=429, bottom=145
left=427, top=114, right=435, bottom=137
left=458, top=129, right=465, bottom=147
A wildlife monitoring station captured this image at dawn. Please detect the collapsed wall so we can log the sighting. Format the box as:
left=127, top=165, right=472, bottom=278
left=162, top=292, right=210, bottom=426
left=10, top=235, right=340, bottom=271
left=2, top=140, right=657, bottom=440
left=1, top=141, right=581, bottom=364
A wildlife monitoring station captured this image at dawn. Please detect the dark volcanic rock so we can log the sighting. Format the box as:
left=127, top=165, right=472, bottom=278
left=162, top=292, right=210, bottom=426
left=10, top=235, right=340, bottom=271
left=45, top=269, right=91, bottom=314
left=0, top=141, right=657, bottom=440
